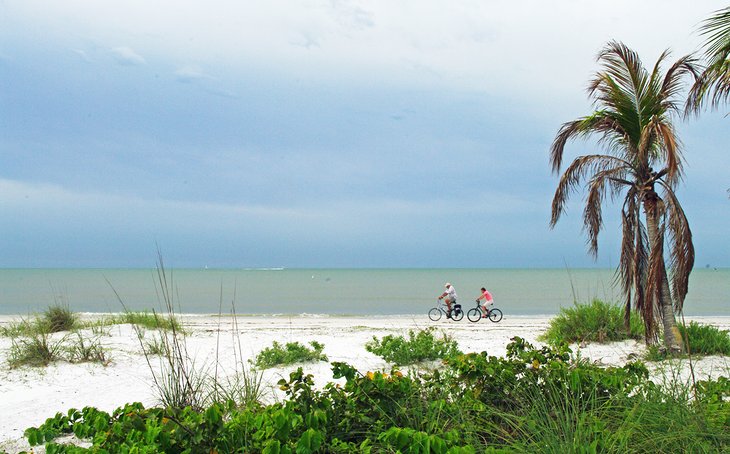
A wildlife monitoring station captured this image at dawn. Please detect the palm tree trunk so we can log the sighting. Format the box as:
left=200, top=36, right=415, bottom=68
left=645, top=194, right=684, bottom=353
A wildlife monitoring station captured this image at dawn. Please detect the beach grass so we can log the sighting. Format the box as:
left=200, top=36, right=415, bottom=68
left=65, top=332, right=110, bottom=365
left=646, top=321, right=730, bottom=360
left=100, top=311, right=182, bottom=332
left=7, top=332, right=66, bottom=368
left=41, top=304, right=78, bottom=333
left=540, top=298, right=644, bottom=345
left=681, top=321, right=730, bottom=356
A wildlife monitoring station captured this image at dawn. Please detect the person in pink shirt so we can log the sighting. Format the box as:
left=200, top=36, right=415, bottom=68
left=475, top=287, right=494, bottom=318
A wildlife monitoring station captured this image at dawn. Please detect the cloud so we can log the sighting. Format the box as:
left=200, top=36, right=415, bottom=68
left=174, top=65, right=211, bottom=83
left=173, top=64, right=238, bottom=98
left=71, top=48, right=92, bottom=62
left=329, top=0, right=375, bottom=30
left=110, top=46, right=146, bottom=66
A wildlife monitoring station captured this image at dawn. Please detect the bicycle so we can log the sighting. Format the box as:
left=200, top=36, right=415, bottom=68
left=428, top=300, right=464, bottom=321
left=466, top=301, right=503, bottom=323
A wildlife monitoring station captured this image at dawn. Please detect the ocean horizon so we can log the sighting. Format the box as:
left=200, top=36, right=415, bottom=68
left=0, top=267, right=727, bottom=316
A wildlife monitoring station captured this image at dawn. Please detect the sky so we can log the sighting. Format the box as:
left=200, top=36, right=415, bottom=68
left=1, top=0, right=729, bottom=269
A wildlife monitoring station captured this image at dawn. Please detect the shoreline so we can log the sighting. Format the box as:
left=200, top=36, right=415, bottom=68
left=1, top=314, right=728, bottom=453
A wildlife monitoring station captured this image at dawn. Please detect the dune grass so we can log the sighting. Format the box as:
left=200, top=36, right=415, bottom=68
left=540, top=299, right=644, bottom=345
left=101, top=311, right=182, bottom=331
left=647, top=321, right=730, bottom=361
left=41, top=304, right=78, bottom=333
left=7, top=332, right=66, bottom=368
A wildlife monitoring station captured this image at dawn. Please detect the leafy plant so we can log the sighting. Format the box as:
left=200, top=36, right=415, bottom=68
left=252, top=340, right=328, bottom=369
left=365, top=327, right=462, bottom=365
left=540, top=299, right=644, bottom=345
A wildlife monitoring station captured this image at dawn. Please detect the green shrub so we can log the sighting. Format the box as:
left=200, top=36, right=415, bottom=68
left=365, top=327, right=462, bottom=365
left=252, top=340, right=328, bottom=369
left=540, top=299, right=644, bottom=345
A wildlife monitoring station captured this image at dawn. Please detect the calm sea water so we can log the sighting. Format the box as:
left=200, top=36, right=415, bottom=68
left=0, top=268, right=727, bottom=316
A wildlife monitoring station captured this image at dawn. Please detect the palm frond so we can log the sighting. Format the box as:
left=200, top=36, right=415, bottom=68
left=618, top=191, right=639, bottom=329
left=583, top=166, right=632, bottom=257
left=549, top=113, right=620, bottom=173
left=688, top=6, right=730, bottom=112
left=550, top=154, right=630, bottom=227
left=658, top=180, right=695, bottom=312
left=654, top=122, right=684, bottom=186
left=699, top=6, right=730, bottom=62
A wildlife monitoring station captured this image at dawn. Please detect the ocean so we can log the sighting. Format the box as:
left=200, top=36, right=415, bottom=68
left=0, top=268, right=727, bottom=316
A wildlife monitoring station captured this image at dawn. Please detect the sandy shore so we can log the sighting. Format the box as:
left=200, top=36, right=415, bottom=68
left=1, top=314, right=728, bottom=453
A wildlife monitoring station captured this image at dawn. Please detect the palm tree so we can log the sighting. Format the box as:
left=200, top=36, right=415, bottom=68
left=550, top=41, right=697, bottom=351
left=687, top=6, right=730, bottom=198
left=687, top=6, right=730, bottom=113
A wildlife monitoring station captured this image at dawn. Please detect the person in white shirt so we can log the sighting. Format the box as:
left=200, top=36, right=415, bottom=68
left=438, top=282, right=458, bottom=317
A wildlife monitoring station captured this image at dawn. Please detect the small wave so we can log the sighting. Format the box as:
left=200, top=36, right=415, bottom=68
left=242, top=267, right=285, bottom=271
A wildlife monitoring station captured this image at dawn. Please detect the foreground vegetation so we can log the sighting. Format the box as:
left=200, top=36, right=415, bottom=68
left=21, top=337, right=730, bottom=453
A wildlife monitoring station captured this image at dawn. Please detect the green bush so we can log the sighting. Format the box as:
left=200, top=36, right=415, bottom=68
left=540, top=299, right=644, bottom=345
left=365, top=327, right=462, bottom=365
left=252, top=340, right=328, bottom=369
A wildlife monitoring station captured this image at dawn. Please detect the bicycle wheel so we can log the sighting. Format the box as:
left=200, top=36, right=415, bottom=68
left=452, top=307, right=464, bottom=321
left=467, top=308, right=482, bottom=323
left=428, top=308, right=442, bottom=321
left=488, top=308, right=503, bottom=323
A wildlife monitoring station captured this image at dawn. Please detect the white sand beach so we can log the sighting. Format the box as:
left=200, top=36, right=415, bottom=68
left=1, top=314, right=729, bottom=453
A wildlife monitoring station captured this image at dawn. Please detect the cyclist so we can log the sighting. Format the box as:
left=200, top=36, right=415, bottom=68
left=438, top=283, right=458, bottom=317
left=475, top=287, right=494, bottom=318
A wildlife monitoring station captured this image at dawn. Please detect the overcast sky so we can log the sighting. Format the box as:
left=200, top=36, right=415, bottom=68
left=1, top=1, right=728, bottom=269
